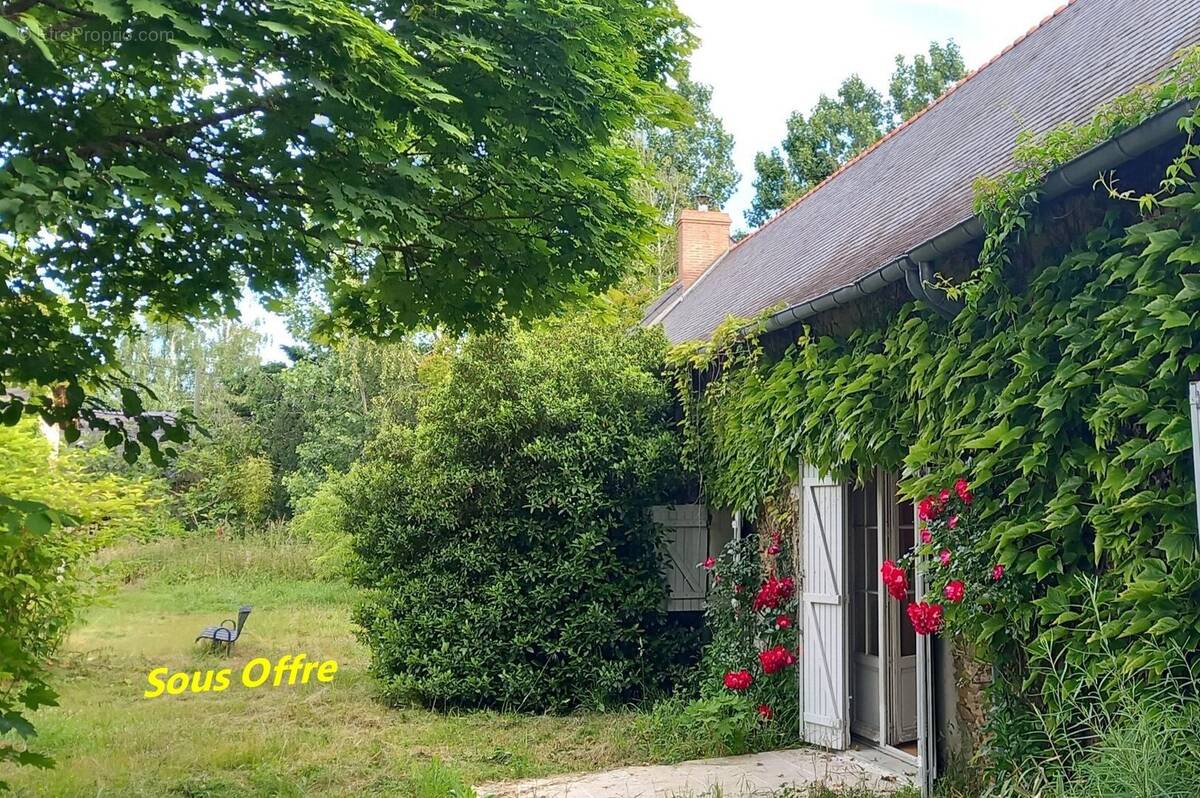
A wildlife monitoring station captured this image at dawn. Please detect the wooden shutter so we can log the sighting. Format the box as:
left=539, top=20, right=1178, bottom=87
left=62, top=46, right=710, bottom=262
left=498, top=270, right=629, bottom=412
left=652, top=504, right=707, bottom=612
left=799, top=464, right=850, bottom=749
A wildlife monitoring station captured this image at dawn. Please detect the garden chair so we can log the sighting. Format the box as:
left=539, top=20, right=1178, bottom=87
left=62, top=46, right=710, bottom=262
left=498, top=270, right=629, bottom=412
left=195, top=605, right=252, bottom=654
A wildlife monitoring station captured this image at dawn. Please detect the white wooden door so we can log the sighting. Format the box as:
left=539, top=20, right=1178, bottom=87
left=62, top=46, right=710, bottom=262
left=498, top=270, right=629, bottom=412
left=915, top=517, right=937, bottom=797
left=799, top=464, right=850, bottom=750
left=884, top=473, right=919, bottom=745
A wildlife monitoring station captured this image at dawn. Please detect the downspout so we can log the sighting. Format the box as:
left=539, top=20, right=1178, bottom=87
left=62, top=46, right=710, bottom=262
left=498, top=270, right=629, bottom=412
left=903, top=258, right=963, bottom=319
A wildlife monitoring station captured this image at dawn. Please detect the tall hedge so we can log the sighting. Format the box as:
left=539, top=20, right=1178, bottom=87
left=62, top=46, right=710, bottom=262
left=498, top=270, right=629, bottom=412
left=345, top=309, right=688, bottom=711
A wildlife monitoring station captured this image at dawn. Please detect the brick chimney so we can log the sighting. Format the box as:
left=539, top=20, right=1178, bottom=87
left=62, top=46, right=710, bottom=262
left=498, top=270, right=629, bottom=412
left=676, top=201, right=731, bottom=290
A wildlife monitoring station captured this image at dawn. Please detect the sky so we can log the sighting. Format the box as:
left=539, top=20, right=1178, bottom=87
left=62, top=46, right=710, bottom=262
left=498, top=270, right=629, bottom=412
left=246, top=0, right=1067, bottom=359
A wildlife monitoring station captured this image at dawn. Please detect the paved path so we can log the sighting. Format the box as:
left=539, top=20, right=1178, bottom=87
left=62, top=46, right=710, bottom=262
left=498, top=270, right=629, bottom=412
left=477, top=746, right=916, bottom=797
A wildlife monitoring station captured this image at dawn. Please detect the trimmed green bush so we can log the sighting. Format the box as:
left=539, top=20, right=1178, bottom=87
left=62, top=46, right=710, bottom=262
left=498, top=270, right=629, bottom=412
left=346, top=308, right=690, bottom=711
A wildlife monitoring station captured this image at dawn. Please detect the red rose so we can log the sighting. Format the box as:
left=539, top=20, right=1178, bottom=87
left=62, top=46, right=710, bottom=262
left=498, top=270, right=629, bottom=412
left=702, top=556, right=716, bottom=570
left=917, top=496, right=938, bottom=521
left=939, top=549, right=952, bottom=567
left=955, top=478, right=973, bottom=504
left=758, top=645, right=797, bottom=674
left=906, top=601, right=944, bottom=635
left=938, top=488, right=950, bottom=504
left=723, top=670, right=753, bottom=691
left=775, top=614, right=791, bottom=630
left=767, top=544, right=781, bottom=555
left=753, top=576, right=796, bottom=612
left=920, top=527, right=932, bottom=545
left=992, top=564, right=1005, bottom=582
left=944, top=580, right=965, bottom=603
left=948, top=514, right=959, bottom=530
left=757, top=704, right=773, bottom=720
left=881, top=560, right=908, bottom=601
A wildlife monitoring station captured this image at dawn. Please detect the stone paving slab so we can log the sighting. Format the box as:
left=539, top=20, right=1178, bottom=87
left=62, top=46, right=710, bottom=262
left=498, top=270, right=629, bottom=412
left=477, top=746, right=917, bottom=798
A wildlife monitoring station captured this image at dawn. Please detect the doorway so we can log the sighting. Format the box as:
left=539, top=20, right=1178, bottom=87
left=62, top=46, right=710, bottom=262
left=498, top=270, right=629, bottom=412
left=848, top=471, right=918, bottom=748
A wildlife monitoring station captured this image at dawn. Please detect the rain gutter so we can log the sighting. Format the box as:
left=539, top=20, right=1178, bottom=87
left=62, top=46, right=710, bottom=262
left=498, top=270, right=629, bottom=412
left=751, top=99, right=1197, bottom=335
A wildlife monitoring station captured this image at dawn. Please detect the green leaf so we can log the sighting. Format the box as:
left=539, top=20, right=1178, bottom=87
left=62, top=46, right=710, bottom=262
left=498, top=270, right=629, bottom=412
left=129, top=0, right=170, bottom=18
left=258, top=20, right=308, bottom=36
left=23, top=511, right=51, bottom=534
left=109, top=165, right=151, bottom=181
left=119, top=388, right=144, bottom=416
left=0, top=17, right=24, bottom=41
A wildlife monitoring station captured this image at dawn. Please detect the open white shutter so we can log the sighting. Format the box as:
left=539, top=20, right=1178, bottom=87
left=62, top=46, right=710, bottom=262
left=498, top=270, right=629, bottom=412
left=799, top=464, right=850, bottom=749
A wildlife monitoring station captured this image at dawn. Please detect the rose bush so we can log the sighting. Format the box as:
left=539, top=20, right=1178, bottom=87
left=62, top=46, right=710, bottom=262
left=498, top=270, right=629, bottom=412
left=882, top=478, right=1026, bottom=642
left=697, top=529, right=800, bottom=750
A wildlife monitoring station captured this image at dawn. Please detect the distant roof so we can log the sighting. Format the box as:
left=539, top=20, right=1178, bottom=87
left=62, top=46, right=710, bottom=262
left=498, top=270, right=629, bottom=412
left=655, top=0, right=1200, bottom=343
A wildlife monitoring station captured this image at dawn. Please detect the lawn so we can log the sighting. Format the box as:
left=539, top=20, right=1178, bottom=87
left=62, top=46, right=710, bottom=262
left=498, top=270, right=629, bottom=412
left=1, top=535, right=647, bottom=797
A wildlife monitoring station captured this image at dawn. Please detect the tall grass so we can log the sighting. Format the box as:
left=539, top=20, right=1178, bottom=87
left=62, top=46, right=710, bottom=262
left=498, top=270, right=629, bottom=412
left=982, top=576, right=1200, bottom=798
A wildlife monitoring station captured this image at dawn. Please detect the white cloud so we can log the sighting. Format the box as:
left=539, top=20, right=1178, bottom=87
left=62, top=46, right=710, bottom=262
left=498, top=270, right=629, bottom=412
left=676, top=0, right=1067, bottom=227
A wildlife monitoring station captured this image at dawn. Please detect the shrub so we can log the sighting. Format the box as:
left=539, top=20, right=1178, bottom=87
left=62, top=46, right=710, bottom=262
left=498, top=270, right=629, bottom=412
left=636, top=693, right=756, bottom=762
left=0, top=419, right=168, bottom=781
left=694, top=532, right=799, bottom=751
left=234, top=455, right=274, bottom=526
left=289, top=474, right=352, bottom=579
left=346, top=309, right=688, bottom=711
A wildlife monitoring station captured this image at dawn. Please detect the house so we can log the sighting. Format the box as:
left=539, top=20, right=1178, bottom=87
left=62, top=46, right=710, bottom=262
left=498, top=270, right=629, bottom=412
left=644, top=0, right=1200, bottom=794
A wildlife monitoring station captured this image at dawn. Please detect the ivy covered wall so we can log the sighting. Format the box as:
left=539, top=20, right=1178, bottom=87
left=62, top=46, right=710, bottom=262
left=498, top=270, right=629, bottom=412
left=668, top=50, right=1200, bottom=781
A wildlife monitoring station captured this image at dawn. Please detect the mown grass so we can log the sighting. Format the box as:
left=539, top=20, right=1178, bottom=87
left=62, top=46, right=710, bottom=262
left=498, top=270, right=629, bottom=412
left=1, top=535, right=646, bottom=797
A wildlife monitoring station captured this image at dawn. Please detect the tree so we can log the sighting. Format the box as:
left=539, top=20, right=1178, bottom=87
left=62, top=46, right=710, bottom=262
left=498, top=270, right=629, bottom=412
left=632, top=75, right=740, bottom=292
left=1, top=0, right=692, bottom=771
left=888, top=40, right=966, bottom=123
left=746, top=40, right=965, bottom=226
left=347, top=305, right=691, bottom=710
left=643, top=76, right=740, bottom=218
left=0, top=0, right=693, bottom=432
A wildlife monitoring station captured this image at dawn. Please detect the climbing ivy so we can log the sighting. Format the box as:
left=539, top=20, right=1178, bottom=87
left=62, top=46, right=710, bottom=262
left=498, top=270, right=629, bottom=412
left=668, top=47, right=1200, bottom=769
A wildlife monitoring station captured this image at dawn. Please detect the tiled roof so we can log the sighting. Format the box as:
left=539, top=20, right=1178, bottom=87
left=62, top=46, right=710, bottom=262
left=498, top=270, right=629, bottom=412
left=655, top=0, right=1200, bottom=343
left=640, top=279, right=683, bottom=325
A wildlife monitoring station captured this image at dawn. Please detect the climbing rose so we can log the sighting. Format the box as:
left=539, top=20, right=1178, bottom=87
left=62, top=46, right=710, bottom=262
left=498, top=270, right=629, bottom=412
left=723, top=670, right=753, bottom=691
left=938, top=488, right=950, bottom=504
left=757, top=704, right=773, bottom=720
left=943, top=580, right=965, bottom=603
left=702, top=556, right=716, bottom=570
left=907, top=601, right=944, bottom=635
left=881, top=560, right=907, bottom=601
left=939, top=549, right=952, bottom=567
left=767, top=544, right=782, bottom=555
left=920, top=527, right=932, bottom=545
left=775, top=614, right=792, bottom=630
left=955, top=478, right=973, bottom=504
left=758, top=645, right=797, bottom=675
left=753, top=577, right=795, bottom=612
left=948, top=514, right=959, bottom=530
left=992, top=564, right=1005, bottom=582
